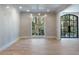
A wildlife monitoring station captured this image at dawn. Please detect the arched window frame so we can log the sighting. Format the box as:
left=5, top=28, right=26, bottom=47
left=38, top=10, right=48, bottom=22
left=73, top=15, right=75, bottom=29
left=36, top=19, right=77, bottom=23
left=61, top=14, right=78, bottom=38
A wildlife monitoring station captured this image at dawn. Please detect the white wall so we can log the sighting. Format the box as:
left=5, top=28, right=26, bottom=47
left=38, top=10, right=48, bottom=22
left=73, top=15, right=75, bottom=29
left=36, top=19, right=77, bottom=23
left=45, top=13, right=56, bottom=38
left=20, top=13, right=56, bottom=38
left=0, top=6, right=20, bottom=50
left=20, top=13, right=32, bottom=37
left=56, top=13, right=61, bottom=40
left=62, top=4, right=79, bottom=12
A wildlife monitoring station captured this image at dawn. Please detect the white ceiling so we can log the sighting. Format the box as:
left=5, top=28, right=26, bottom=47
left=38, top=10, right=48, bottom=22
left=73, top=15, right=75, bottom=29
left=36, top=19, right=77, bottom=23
left=0, top=4, right=71, bottom=13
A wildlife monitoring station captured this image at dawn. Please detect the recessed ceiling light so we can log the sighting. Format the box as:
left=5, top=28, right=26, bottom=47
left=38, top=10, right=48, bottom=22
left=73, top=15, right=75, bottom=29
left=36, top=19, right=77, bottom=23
left=6, top=6, right=10, bottom=8
left=38, top=13, right=40, bottom=16
left=47, top=9, right=50, bottom=12
left=19, top=6, right=22, bottom=9
left=26, top=10, right=30, bottom=12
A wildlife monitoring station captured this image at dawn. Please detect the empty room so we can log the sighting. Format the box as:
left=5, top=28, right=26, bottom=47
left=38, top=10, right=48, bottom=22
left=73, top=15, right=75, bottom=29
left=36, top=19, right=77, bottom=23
left=0, top=4, right=79, bottom=55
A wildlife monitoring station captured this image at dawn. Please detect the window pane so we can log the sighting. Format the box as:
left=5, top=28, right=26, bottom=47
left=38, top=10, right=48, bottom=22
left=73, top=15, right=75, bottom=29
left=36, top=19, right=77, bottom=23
left=61, top=14, right=78, bottom=38
left=70, top=15, right=74, bottom=20
left=32, top=16, right=44, bottom=36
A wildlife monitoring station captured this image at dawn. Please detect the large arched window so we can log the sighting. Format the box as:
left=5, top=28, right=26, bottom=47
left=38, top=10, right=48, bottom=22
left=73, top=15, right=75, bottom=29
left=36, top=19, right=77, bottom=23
left=61, top=14, right=78, bottom=38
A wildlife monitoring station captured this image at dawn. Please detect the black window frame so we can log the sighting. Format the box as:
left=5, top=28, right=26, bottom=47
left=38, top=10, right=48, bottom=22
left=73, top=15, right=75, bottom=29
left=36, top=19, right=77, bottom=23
left=60, top=14, right=78, bottom=38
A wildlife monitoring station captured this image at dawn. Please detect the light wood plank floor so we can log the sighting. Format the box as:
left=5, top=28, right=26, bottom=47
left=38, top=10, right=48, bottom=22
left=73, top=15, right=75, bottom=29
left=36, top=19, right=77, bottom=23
left=0, top=38, right=79, bottom=55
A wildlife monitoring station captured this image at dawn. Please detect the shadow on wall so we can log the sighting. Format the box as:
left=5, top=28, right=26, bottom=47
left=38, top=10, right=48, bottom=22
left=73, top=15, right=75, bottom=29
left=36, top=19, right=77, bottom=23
left=0, top=6, right=20, bottom=51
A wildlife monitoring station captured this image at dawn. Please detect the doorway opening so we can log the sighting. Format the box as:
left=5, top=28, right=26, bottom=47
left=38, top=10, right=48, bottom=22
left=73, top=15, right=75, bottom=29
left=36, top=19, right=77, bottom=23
left=32, top=15, right=45, bottom=37
left=61, top=14, right=78, bottom=38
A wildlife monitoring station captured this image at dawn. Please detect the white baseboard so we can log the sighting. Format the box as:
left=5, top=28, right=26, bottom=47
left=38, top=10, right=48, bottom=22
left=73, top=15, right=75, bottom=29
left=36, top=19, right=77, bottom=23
left=19, top=36, right=57, bottom=39
left=46, top=36, right=57, bottom=39
left=0, top=38, right=19, bottom=51
left=19, top=36, right=31, bottom=39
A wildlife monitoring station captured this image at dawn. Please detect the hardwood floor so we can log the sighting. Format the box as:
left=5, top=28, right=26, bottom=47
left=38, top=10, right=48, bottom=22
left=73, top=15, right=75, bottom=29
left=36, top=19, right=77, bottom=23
left=0, top=38, right=79, bottom=55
